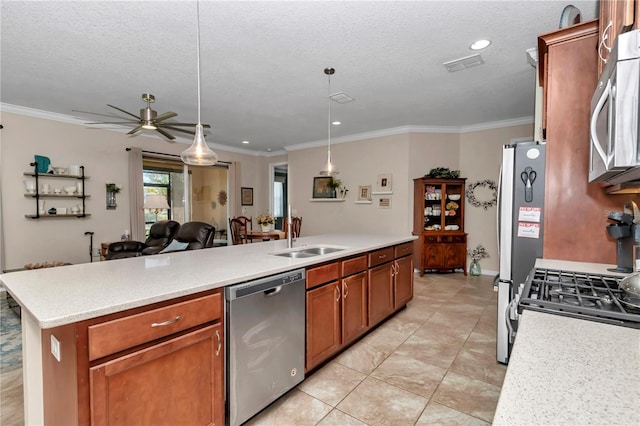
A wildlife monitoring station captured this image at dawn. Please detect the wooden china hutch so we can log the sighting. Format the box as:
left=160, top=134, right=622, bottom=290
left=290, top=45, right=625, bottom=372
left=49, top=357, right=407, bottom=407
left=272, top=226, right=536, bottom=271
left=412, top=177, right=467, bottom=276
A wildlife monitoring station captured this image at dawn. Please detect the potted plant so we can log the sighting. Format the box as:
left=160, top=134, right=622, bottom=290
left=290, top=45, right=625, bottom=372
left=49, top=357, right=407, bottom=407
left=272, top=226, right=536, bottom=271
left=256, top=213, right=275, bottom=232
left=327, top=177, right=342, bottom=198
left=467, top=244, right=489, bottom=276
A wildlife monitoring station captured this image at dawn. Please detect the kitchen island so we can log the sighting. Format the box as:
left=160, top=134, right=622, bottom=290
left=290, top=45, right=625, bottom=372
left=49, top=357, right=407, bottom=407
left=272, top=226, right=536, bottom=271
left=0, top=233, right=415, bottom=425
left=493, top=259, right=640, bottom=425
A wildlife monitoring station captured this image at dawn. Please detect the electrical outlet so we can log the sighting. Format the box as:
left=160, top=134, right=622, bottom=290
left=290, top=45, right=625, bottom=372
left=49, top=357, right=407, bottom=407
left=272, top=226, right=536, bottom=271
left=50, top=335, right=61, bottom=362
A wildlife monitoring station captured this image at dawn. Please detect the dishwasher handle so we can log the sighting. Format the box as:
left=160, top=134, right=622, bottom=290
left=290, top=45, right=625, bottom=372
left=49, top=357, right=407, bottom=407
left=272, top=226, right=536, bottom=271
left=264, top=286, right=283, bottom=296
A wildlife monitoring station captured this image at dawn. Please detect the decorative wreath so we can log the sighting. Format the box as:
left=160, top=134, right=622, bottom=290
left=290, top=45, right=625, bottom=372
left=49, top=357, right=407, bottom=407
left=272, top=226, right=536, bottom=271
left=465, top=179, right=498, bottom=210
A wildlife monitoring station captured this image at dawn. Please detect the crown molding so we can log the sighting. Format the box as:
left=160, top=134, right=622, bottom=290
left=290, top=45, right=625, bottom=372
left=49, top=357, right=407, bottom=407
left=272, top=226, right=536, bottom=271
left=286, top=117, right=534, bottom=151
left=2, top=102, right=533, bottom=156
left=0, top=103, right=269, bottom=157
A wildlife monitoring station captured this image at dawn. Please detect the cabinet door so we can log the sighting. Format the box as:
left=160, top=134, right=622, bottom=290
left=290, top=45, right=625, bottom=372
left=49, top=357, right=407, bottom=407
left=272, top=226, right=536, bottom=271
left=306, top=281, right=342, bottom=371
left=90, top=324, right=224, bottom=426
left=368, top=263, right=394, bottom=326
left=424, top=244, right=443, bottom=268
left=444, top=244, right=464, bottom=269
left=394, top=256, right=414, bottom=309
left=342, top=272, right=368, bottom=345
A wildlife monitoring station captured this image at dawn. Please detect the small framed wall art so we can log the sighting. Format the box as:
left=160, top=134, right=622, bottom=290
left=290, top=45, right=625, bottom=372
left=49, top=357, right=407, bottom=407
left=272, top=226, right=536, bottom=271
left=358, top=185, right=372, bottom=201
left=312, top=177, right=334, bottom=199
left=375, top=173, right=392, bottom=193
left=241, top=187, right=253, bottom=206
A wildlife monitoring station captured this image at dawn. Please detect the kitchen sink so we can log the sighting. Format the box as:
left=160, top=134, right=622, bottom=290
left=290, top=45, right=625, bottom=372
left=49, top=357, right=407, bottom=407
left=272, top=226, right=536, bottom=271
left=273, top=251, right=318, bottom=258
left=271, top=246, right=346, bottom=258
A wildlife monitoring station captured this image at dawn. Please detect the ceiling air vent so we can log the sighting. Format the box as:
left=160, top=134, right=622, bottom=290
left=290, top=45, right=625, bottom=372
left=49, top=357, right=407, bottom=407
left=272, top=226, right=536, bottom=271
left=443, top=53, right=485, bottom=72
left=329, top=92, right=355, bottom=104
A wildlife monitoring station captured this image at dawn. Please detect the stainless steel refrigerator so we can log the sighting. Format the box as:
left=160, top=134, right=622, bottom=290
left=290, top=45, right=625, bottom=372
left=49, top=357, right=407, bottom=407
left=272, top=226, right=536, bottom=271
left=496, top=141, right=546, bottom=364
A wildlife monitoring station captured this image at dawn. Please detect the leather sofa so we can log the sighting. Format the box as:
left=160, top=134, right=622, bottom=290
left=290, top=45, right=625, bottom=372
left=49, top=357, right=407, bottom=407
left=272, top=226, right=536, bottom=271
left=106, top=220, right=215, bottom=260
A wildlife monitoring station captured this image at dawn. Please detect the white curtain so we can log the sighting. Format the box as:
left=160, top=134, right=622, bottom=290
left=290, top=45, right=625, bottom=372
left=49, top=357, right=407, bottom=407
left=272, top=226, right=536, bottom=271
left=128, top=148, right=145, bottom=241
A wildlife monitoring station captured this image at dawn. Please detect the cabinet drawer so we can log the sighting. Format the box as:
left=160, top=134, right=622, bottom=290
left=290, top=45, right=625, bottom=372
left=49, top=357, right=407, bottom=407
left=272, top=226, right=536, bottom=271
left=394, top=242, right=413, bottom=258
left=307, top=262, right=340, bottom=289
left=88, top=292, right=222, bottom=361
left=425, top=235, right=438, bottom=243
left=368, top=247, right=394, bottom=267
left=452, top=235, right=466, bottom=243
left=341, top=255, right=367, bottom=277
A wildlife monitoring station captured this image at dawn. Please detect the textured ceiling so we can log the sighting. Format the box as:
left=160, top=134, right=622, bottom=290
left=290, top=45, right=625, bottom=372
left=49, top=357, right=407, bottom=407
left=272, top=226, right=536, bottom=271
left=0, top=1, right=598, bottom=153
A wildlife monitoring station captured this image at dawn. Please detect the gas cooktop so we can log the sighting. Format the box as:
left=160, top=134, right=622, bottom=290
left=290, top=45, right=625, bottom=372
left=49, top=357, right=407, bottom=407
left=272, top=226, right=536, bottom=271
left=519, top=268, right=640, bottom=328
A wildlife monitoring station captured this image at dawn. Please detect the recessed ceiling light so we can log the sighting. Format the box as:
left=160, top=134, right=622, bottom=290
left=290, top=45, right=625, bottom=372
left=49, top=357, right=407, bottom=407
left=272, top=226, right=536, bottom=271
left=470, top=39, right=491, bottom=50
left=267, top=148, right=272, bottom=152
left=332, top=121, right=341, bottom=126
left=241, top=140, right=250, bottom=144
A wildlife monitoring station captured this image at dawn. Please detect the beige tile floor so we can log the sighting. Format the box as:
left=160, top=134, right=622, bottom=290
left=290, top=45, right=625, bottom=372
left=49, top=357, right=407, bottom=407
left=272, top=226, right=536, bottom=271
left=0, top=272, right=505, bottom=426
left=247, top=272, right=506, bottom=426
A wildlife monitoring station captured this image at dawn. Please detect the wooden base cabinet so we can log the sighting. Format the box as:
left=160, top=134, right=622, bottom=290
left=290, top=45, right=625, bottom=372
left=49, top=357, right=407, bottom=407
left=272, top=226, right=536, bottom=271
left=41, top=290, right=225, bottom=426
left=306, top=243, right=413, bottom=372
left=90, top=324, right=223, bottom=426
left=306, top=256, right=369, bottom=371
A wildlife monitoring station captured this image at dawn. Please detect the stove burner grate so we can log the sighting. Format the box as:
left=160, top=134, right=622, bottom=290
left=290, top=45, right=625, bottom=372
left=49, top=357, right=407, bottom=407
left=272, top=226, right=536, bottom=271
left=519, top=268, right=640, bottom=328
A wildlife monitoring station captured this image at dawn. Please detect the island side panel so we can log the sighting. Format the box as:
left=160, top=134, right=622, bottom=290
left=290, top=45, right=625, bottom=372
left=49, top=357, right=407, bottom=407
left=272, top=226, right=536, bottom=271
left=42, top=322, right=81, bottom=424
left=23, top=313, right=44, bottom=425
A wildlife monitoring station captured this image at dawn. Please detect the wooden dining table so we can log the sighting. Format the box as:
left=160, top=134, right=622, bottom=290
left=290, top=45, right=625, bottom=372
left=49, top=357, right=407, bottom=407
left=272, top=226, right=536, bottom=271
left=247, top=229, right=286, bottom=241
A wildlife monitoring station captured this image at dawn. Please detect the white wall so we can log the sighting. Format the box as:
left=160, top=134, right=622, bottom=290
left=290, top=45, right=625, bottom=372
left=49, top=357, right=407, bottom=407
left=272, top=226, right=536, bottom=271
left=459, top=124, right=534, bottom=273
left=0, top=112, right=267, bottom=269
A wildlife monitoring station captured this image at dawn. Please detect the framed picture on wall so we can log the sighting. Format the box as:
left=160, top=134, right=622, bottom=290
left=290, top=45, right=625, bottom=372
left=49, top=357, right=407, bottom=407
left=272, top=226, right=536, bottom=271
left=358, top=185, right=372, bottom=201
left=312, top=177, right=334, bottom=198
left=376, top=174, right=392, bottom=192
left=241, top=187, right=253, bottom=205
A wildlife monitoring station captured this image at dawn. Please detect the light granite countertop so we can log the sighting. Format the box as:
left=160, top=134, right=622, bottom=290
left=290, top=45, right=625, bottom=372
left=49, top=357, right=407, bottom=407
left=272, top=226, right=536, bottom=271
left=494, top=259, right=640, bottom=425
left=0, top=233, right=415, bottom=329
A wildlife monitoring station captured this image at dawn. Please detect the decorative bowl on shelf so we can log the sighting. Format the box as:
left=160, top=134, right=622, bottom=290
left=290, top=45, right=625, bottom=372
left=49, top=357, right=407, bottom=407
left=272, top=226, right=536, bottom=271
left=51, top=166, right=67, bottom=174
left=448, top=194, right=461, bottom=201
left=63, top=185, right=76, bottom=194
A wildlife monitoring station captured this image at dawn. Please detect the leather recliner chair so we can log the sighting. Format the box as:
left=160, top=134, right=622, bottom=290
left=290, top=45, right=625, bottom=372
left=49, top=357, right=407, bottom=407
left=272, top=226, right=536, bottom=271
left=106, top=220, right=180, bottom=260
left=170, top=221, right=215, bottom=251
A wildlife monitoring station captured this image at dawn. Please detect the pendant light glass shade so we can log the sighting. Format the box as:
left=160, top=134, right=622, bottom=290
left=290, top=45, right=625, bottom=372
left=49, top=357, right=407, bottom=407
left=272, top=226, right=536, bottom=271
left=319, top=67, right=338, bottom=176
left=181, top=124, right=218, bottom=165
left=181, top=1, right=218, bottom=166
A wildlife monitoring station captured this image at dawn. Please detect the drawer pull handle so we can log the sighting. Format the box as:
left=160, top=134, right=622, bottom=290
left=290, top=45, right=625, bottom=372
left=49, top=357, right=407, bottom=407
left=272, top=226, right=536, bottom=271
left=378, top=254, right=386, bottom=259
left=151, top=315, right=181, bottom=328
left=215, top=330, right=222, bottom=356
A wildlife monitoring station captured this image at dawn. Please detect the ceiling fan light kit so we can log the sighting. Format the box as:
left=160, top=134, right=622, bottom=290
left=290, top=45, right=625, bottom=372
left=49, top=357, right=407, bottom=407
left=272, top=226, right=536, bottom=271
left=181, top=0, right=217, bottom=166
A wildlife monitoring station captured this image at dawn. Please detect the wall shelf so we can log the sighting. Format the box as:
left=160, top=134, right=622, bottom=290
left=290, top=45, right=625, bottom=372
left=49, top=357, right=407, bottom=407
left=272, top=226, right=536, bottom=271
left=309, top=198, right=346, bottom=202
left=371, top=191, right=393, bottom=195
left=24, top=163, right=89, bottom=219
left=354, top=200, right=373, bottom=204
left=25, top=214, right=91, bottom=219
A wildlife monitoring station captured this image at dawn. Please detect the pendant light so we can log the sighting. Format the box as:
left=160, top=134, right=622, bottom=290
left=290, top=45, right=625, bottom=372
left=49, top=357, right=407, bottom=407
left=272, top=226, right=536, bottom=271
left=319, top=67, right=338, bottom=176
left=181, top=1, right=218, bottom=166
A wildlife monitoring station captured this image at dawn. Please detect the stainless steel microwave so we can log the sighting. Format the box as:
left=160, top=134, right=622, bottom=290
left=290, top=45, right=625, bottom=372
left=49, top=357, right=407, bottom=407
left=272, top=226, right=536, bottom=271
left=589, top=29, right=640, bottom=184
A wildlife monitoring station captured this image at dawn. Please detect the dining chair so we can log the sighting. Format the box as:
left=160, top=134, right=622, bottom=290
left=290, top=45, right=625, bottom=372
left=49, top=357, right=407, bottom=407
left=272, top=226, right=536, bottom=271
left=236, top=216, right=252, bottom=231
left=283, top=217, right=302, bottom=239
left=229, top=218, right=249, bottom=245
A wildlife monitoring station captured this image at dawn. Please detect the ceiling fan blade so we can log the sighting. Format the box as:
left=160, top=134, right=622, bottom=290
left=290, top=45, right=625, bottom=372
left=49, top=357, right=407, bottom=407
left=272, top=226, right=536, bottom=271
left=72, top=110, right=133, bottom=120
left=85, top=121, right=138, bottom=125
left=107, top=104, right=141, bottom=120
left=127, top=125, right=143, bottom=135
left=160, top=125, right=197, bottom=136
left=160, top=122, right=211, bottom=128
left=155, top=127, right=176, bottom=140
left=155, top=111, right=178, bottom=122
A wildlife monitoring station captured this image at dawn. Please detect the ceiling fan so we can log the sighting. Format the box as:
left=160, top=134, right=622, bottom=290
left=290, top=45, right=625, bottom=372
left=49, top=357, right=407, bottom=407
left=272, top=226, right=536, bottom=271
left=74, top=93, right=210, bottom=141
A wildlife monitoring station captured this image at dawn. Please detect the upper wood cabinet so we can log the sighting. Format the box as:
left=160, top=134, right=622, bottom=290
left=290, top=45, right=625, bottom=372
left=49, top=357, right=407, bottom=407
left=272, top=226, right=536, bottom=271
left=597, top=0, right=637, bottom=76
left=537, top=19, right=631, bottom=264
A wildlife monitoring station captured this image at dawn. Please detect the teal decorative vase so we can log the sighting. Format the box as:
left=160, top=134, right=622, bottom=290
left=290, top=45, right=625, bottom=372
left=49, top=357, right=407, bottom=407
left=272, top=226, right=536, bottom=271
left=470, top=260, right=481, bottom=276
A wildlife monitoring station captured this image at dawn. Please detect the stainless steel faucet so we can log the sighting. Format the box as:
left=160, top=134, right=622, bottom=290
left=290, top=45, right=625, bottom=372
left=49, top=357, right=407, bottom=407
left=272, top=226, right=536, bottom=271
left=287, top=205, right=293, bottom=248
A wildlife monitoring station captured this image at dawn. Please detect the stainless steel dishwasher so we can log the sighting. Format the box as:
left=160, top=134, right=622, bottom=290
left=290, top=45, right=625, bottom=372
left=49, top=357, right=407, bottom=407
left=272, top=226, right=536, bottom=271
left=225, top=268, right=306, bottom=426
